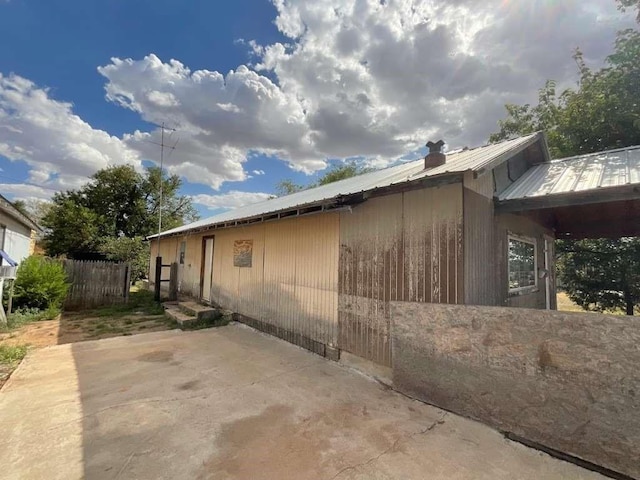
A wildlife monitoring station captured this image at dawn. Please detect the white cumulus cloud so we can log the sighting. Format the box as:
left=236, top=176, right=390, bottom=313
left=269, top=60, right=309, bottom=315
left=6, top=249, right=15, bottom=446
left=0, top=73, right=141, bottom=190
left=0, top=0, right=636, bottom=199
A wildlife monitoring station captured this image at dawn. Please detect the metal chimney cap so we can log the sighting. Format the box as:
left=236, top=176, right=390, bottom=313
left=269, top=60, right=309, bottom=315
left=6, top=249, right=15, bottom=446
left=426, top=140, right=445, bottom=153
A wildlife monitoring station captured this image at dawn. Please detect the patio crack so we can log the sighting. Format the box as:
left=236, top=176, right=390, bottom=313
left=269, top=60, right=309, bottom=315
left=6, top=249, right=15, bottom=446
left=330, top=412, right=448, bottom=479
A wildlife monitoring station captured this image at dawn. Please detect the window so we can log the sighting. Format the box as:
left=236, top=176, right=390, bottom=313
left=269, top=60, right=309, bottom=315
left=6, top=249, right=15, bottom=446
left=508, top=235, right=537, bottom=292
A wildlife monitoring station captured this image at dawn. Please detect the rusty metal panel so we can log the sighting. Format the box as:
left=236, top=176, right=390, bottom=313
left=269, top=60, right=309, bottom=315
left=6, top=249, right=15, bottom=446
left=463, top=185, right=498, bottom=306
left=339, top=183, right=464, bottom=367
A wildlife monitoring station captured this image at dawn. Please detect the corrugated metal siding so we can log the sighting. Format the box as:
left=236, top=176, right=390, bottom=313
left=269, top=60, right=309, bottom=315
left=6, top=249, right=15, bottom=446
left=463, top=187, right=497, bottom=306
left=180, top=234, right=204, bottom=296
left=339, top=183, right=464, bottom=367
left=210, top=214, right=339, bottom=347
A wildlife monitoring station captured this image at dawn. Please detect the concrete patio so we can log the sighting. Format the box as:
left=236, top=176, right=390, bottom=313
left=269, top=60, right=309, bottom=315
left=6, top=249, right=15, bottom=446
left=0, top=324, right=606, bottom=479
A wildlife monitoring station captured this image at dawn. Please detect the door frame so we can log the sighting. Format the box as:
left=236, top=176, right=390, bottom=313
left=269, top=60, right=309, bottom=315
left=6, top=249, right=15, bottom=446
left=200, top=235, right=215, bottom=302
left=543, top=235, right=554, bottom=310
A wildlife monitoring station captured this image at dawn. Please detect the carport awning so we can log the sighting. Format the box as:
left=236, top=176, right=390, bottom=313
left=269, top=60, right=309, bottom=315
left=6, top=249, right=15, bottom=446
left=496, top=145, right=640, bottom=239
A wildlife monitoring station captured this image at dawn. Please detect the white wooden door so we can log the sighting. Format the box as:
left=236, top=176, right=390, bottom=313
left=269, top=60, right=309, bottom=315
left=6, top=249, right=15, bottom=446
left=201, top=237, right=214, bottom=303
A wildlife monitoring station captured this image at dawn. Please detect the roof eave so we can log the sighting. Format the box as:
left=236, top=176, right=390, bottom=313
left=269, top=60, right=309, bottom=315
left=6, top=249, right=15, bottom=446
left=473, top=132, right=545, bottom=178
left=149, top=171, right=465, bottom=240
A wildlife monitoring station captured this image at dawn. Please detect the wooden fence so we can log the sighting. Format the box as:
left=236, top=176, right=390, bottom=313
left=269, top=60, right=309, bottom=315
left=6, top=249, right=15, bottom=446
left=63, top=259, right=131, bottom=310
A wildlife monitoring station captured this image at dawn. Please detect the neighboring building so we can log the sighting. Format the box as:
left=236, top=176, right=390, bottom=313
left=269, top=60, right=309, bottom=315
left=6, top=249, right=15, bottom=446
left=149, top=133, right=640, bottom=367
left=0, top=195, right=42, bottom=265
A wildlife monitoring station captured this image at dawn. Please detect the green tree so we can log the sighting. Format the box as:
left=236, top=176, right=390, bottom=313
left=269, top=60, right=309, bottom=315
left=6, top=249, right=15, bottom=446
left=557, top=239, right=640, bottom=315
left=276, top=161, right=373, bottom=196
left=42, top=165, right=198, bottom=260
left=42, top=198, right=102, bottom=257
left=275, top=179, right=305, bottom=196
left=491, top=4, right=640, bottom=314
left=98, top=236, right=149, bottom=282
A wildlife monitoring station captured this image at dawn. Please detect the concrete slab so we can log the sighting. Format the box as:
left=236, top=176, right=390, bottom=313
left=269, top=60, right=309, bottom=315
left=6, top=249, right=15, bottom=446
left=0, top=324, right=606, bottom=480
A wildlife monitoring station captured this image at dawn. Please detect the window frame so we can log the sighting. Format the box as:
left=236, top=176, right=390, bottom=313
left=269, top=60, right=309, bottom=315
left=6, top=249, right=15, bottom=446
left=507, top=233, right=538, bottom=294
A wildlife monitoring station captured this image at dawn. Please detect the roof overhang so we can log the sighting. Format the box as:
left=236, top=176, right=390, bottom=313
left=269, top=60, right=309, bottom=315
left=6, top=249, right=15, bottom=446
left=473, top=131, right=548, bottom=178
left=495, top=183, right=640, bottom=213
left=149, top=172, right=464, bottom=240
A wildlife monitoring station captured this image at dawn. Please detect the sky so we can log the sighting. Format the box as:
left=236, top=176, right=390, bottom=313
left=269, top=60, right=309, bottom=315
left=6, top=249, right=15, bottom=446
left=0, top=0, right=635, bottom=220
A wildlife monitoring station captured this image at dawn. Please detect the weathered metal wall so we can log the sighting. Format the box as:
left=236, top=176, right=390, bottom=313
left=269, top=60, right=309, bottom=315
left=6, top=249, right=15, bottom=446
left=339, top=183, right=464, bottom=367
left=462, top=172, right=556, bottom=310
left=463, top=173, right=499, bottom=305
left=210, top=214, right=340, bottom=348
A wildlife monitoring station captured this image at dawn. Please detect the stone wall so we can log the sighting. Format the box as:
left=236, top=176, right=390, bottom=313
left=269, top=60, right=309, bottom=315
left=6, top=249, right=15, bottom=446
left=391, top=302, right=640, bottom=478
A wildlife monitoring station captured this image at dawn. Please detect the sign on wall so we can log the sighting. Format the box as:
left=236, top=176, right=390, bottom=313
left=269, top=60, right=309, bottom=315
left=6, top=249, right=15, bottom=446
left=233, top=240, right=253, bottom=267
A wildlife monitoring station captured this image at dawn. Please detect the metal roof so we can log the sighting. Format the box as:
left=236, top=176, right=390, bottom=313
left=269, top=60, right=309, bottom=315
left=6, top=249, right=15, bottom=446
left=152, top=132, right=542, bottom=238
left=499, top=145, right=640, bottom=201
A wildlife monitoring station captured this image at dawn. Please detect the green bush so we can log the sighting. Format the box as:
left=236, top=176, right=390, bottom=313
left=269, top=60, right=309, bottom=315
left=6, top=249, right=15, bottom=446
left=13, top=256, right=70, bottom=311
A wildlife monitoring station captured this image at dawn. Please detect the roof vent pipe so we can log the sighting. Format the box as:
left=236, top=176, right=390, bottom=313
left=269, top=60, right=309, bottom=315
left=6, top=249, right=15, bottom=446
left=425, top=140, right=446, bottom=169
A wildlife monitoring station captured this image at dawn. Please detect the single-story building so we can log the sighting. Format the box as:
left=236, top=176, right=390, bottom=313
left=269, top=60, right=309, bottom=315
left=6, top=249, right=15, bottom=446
left=149, top=132, right=640, bottom=367
left=0, top=195, right=41, bottom=266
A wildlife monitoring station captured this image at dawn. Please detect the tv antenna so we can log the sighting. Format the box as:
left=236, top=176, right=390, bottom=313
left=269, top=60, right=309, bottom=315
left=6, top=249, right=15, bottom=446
left=149, top=122, right=179, bottom=239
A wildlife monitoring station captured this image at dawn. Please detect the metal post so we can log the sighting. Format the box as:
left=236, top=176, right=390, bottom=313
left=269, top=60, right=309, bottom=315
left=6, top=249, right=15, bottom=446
left=154, top=256, right=162, bottom=302
left=7, top=278, right=14, bottom=315
left=168, top=262, right=178, bottom=301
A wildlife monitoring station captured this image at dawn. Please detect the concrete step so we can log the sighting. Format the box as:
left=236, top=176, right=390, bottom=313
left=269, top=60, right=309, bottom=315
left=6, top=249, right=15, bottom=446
left=164, top=301, right=234, bottom=330
left=177, top=301, right=219, bottom=321
left=164, top=304, right=199, bottom=329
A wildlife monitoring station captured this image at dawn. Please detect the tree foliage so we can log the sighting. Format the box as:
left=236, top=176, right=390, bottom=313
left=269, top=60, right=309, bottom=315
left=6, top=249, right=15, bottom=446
left=98, top=236, right=149, bottom=283
left=557, top=239, right=640, bottom=315
left=491, top=5, right=640, bottom=314
left=41, top=165, right=198, bottom=270
left=276, top=161, right=373, bottom=196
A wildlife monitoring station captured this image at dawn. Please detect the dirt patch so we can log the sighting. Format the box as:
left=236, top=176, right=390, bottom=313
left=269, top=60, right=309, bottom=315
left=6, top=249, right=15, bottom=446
left=177, top=380, right=201, bottom=390
left=0, top=313, right=171, bottom=350
left=198, top=402, right=403, bottom=480
left=138, top=350, right=174, bottom=363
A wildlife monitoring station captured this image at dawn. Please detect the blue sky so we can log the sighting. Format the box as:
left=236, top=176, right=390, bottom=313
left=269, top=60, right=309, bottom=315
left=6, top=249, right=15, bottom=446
left=0, top=0, right=635, bottom=220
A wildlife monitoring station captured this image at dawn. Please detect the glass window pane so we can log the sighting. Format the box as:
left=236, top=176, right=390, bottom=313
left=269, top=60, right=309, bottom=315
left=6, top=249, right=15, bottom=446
left=508, top=238, right=536, bottom=291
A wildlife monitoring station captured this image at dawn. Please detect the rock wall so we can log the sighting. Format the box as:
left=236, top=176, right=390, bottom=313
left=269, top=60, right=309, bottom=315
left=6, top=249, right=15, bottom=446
left=391, top=302, right=640, bottom=478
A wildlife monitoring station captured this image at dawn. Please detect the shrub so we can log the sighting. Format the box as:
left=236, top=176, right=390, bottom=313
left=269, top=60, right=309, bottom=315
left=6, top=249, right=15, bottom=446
left=13, top=256, right=70, bottom=311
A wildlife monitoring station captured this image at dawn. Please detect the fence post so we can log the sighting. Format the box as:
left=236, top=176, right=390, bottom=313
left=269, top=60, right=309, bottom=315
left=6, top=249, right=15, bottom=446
left=123, top=264, right=131, bottom=302
left=154, top=256, right=162, bottom=302
left=7, top=279, right=14, bottom=315
left=168, top=262, right=178, bottom=301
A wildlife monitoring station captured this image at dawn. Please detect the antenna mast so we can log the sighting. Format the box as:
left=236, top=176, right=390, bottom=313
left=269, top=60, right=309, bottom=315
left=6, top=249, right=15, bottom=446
left=153, top=122, right=177, bottom=238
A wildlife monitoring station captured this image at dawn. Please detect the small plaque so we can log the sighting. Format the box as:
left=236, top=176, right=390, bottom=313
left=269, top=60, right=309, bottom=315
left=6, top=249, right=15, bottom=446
left=233, top=240, right=253, bottom=267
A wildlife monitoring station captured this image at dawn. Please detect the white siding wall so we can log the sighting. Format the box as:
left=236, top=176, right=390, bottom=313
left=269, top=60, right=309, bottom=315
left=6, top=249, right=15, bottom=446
left=0, top=211, right=32, bottom=265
